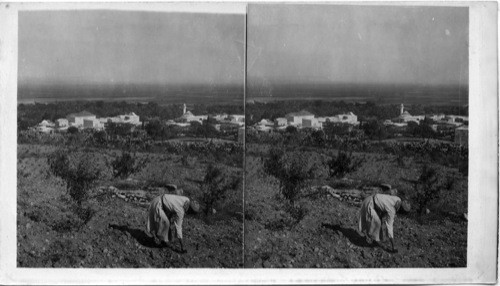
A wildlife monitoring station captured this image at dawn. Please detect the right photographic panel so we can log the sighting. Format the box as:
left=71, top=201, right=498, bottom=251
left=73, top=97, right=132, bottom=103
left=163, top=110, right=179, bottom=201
left=244, top=4, right=468, bottom=268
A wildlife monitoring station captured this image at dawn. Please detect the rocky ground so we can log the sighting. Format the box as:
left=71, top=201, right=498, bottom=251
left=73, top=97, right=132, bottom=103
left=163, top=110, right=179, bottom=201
left=17, top=143, right=467, bottom=268
left=244, top=153, right=467, bottom=268
left=17, top=144, right=243, bottom=268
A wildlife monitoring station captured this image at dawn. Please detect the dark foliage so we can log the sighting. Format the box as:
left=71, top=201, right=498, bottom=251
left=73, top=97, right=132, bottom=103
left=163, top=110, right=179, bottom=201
left=200, top=164, right=241, bottom=216
left=327, top=150, right=364, bottom=178
left=264, top=148, right=316, bottom=207
left=410, top=164, right=455, bottom=215
left=48, top=150, right=103, bottom=206
left=67, top=126, right=79, bottom=134
left=111, top=151, right=146, bottom=179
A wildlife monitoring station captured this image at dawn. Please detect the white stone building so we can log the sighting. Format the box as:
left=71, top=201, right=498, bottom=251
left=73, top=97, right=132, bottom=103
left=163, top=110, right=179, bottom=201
left=302, top=118, right=322, bottom=129
left=55, top=118, right=68, bottom=128
left=274, top=117, right=287, bottom=127
left=67, top=111, right=96, bottom=127
left=83, top=118, right=104, bottom=130
left=285, top=110, right=315, bottom=126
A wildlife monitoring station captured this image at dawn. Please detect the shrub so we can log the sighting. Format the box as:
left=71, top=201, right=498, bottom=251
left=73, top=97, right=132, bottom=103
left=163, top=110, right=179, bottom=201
left=327, top=149, right=364, bottom=178
left=410, top=164, right=455, bottom=215
left=310, top=130, right=326, bottom=147
left=263, top=148, right=316, bottom=223
left=285, top=126, right=297, bottom=133
left=111, top=151, right=146, bottom=179
left=200, top=164, right=241, bottom=216
left=264, top=149, right=316, bottom=205
left=48, top=149, right=106, bottom=226
left=48, top=149, right=71, bottom=179
left=67, top=126, right=79, bottom=134
left=63, top=155, right=102, bottom=205
left=92, top=130, right=108, bottom=146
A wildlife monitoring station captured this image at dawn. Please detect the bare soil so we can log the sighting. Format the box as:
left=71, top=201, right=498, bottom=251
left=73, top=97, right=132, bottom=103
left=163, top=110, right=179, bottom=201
left=244, top=150, right=467, bottom=268
left=17, top=144, right=243, bottom=268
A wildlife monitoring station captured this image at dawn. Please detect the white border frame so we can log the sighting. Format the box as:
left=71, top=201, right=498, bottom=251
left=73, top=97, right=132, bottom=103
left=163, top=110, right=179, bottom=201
left=0, top=1, right=497, bottom=284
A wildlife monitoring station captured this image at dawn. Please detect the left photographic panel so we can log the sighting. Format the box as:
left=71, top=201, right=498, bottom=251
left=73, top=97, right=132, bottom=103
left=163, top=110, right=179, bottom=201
left=17, top=5, right=245, bottom=268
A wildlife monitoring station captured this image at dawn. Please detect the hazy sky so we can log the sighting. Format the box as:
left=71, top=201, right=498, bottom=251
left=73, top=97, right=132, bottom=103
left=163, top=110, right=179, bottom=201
left=248, top=5, right=468, bottom=87
left=19, top=10, right=245, bottom=86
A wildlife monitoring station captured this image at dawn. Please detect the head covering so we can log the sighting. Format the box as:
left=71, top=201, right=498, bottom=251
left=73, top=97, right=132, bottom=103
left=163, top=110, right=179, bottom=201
left=165, top=184, right=177, bottom=193
left=401, top=200, right=411, bottom=212
left=175, top=188, right=184, bottom=196
left=390, top=188, right=398, bottom=196
left=380, top=184, right=392, bottom=192
left=189, top=200, right=201, bottom=213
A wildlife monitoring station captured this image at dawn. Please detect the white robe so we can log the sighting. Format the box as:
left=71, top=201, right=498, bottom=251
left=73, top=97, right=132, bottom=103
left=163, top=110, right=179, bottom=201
left=146, top=194, right=190, bottom=243
left=358, top=194, right=401, bottom=242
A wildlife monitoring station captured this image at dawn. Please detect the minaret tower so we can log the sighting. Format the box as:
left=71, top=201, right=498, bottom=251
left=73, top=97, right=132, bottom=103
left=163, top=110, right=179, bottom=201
left=183, top=103, right=187, bottom=115
left=400, top=103, right=404, bottom=115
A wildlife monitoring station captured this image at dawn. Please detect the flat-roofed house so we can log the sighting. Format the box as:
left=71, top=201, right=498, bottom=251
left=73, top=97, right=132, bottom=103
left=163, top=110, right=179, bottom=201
left=83, top=118, right=104, bottom=130
left=274, top=117, right=287, bottom=127
left=55, top=118, right=68, bottom=128
left=67, top=111, right=96, bottom=127
left=36, top=120, right=55, bottom=133
left=302, top=118, right=322, bottom=129
left=213, top=113, right=228, bottom=121
left=337, top=112, right=359, bottom=125
left=285, top=110, right=315, bottom=127
left=229, top=114, right=245, bottom=126
left=118, top=112, right=141, bottom=125
left=178, top=111, right=207, bottom=124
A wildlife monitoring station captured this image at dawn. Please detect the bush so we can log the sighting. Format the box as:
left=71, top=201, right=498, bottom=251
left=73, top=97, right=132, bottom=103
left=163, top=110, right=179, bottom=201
left=410, top=164, right=455, bottom=215
left=92, top=130, right=108, bottom=146
left=67, top=126, right=79, bottom=134
left=111, top=151, right=146, bottom=179
left=264, top=148, right=316, bottom=223
left=48, top=149, right=106, bottom=226
left=48, top=149, right=71, bottom=178
left=200, top=164, right=241, bottom=216
left=327, top=149, right=364, bottom=178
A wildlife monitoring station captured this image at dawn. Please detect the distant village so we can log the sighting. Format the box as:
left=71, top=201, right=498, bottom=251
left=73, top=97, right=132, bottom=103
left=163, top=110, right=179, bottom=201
left=31, top=102, right=468, bottom=146
left=32, top=103, right=246, bottom=141
left=250, top=104, right=468, bottom=146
